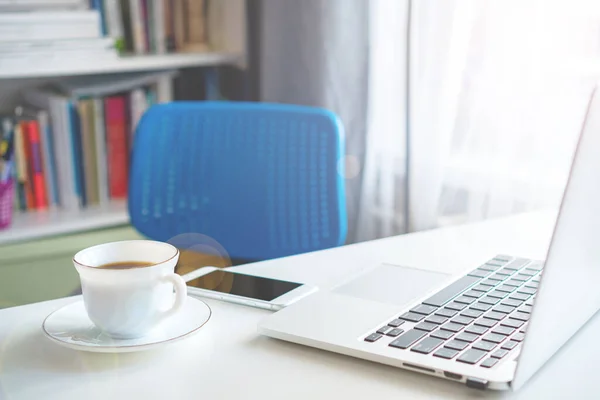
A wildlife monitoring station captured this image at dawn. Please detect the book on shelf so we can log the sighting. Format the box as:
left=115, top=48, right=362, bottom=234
left=0, top=0, right=87, bottom=11
left=7, top=70, right=176, bottom=214
left=0, top=10, right=102, bottom=42
left=104, top=95, right=128, bottom=199
left=116, top=0, right=210, bottom=55
left=0, top=0, right=213, bottom=61
left=0, top=3, right=118, bottom=65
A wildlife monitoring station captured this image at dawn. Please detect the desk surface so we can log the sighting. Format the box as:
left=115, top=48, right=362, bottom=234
left=1, top=210, right=598, bottom=399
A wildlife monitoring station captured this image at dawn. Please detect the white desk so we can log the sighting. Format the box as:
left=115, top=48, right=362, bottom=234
left=1, top=210, right=599, bottom=399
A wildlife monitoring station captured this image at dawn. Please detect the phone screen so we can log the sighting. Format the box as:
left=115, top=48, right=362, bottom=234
left=186, top=270, right=303, bottom=301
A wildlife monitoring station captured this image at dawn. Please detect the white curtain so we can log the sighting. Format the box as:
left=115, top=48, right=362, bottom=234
left=357, top=0, right=600, bottom=240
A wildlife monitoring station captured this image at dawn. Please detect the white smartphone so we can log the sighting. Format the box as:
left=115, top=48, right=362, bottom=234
left=183, top=267, right=317, bottom=311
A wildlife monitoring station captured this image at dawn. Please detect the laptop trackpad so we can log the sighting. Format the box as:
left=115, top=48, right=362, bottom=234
left=332, top=263, right=451, bottom=307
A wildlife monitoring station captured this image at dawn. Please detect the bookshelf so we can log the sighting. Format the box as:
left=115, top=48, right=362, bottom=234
left=0, top=51, right=243, bottom=79
left=0, top=0, right=248, bottom=246
left=0, top=200, right=128, bottom=245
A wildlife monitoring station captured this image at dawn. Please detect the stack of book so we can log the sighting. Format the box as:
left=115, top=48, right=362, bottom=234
left=1, top=70, right=176, bottom=213
left=0, top=0, right=118, bottom=68
left=102, top=0, right=210, bottom=54
left=0, top=0, right=212, bottom=67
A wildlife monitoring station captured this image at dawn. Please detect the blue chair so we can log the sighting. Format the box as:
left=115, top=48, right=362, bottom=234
left=128, top=102, right=347, bottom=262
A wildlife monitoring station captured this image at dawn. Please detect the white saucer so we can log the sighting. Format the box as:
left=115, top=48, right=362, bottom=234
left=42, top=296, right=211, bottom=353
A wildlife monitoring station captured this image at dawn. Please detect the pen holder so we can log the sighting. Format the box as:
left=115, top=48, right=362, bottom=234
left=0, top=179, right=14, bottom=230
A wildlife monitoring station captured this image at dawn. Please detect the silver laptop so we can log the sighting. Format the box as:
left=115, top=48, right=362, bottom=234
left=258, top=87, right=600, bottom=391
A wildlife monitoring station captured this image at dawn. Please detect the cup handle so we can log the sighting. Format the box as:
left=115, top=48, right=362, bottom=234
left=155, top=273, right=187, bottom=324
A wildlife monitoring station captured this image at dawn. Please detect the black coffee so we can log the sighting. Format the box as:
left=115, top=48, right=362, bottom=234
left=97, top=261, right=155, bottom=270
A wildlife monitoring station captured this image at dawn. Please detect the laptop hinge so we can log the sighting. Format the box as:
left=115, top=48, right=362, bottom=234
left=466, top=377, right=489, bottom=390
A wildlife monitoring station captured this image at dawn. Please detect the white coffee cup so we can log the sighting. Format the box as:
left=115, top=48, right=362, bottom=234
left=73, top=240, right=187, bottom=339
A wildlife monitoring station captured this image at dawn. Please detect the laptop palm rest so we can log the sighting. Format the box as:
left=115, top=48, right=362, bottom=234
left=332, top=263, right=451, bottom=307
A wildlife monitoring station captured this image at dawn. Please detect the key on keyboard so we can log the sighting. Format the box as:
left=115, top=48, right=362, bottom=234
left=455, top=296, right=476, bottom=304
left=414, top=322, right=438, bottom=332
left=440, top=322, right=464, bottom=333
left=504, top=258, right=530, bottom=271
left=410, top=304, right=438, bottom=315
left=430, top=330, right=454, bottom=340
left=389, top=330, right=427, bottom=349
left=505, top=279, right=522, bottom=287
left=451, top=316, right=474, bottom=325
left=493, top=304, right=515, bottom=314
left=422, top=276, right=481, bottom=307
left=517, top=287, right=536, bottom=296
left=445, top=339, right=469, bottom=351
left=488, top=290, right=509, bottom=299
left=501, top=318, right=525, bottom=329
left=461, top=309, right=484, bottom=319
left=388, top=319, right=405, bottom=327
left=519, top=305, right=533, bottom=314
left=377, top=326, right=392, bottom=334
left=501, top=340, right=519, bottom=350
left=482, top=333, right=506, bottom=344
left=468, top=269, right=493, bottom=278
left=387, top=328, right=404, bottom=337
left=509, top=293, right=530, bottom=302
left=511, top=313, right=530, bottom=322
left=473, top=340, right=497, bottom=352
left=463, top=290, right=485, bottom=299
left=425, top=315, right=448, bottom=325
left=496, top=284, right=516, bottom=293
left=465, top=325, right=489, bottom=335
left=365, top=333, right=383, bottom=342
left=433, top=347, right=460, bottom=359
left=491, top=326, right=515, bottom=336
left=411, top=337, right=444, bottom=354
left=481, top=357, right=499, bottom=368
left=457, top=349, right=487, bottom=364
left=399, top=312, right=425, bottom=322
left=471, top=302, right=493, bottom=312
left=484, top=311, right=507, bottom=321
left=479, top=264, right=502, bottom=272
left=474, top=318, right=498, bottom=328
left=491, top=349, right=509, bottom=358
left=455, top=332, right=478, bottom=343
left=446, top=302, right=468, bottom=311
left=501, top=298, right=523, bottom=308
left=472, top=284, right=493, bottom=292
left=435, top=308, right=458, bottom=318
left=479, top=296, right=501, bottom=305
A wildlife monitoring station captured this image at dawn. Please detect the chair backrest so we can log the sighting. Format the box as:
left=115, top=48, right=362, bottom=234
left=128, top=102, right=347, bottom=261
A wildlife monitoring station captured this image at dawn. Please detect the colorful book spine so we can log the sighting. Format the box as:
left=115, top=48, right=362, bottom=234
left=78, top=99, right=100, bottom=205
left=142, top=0, right=153, bottom=53
left=38, top=110, right=59, bottom=207
left=26, top=120, right=48, bottom=209
left=120, top=0, right=134, bottom=53
left=11, top=121, right=25, bottom=211
left=130, top=87, right=147, bottom=144
left=93, top=98, right=110, bottom=205
left=153, top=0, right=166, bottom=54
left=105, top=95, right=128, bottom=198
left=163, top=0, right=175, bottom=52
left=90, top=0, right=107, bottom=35
left=185, top=0, right=206, bottom=50
left=19, top=121, right=35, bottom=209
left=172, top=0, right=185, bottom=51
left=129, top=0, right=146, bottom=54
left=103, top=0, right=125, bottom=52
left=68, top=102, right=86, bottom=207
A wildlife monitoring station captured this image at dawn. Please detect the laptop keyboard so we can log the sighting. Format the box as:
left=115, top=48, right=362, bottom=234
left=363, top=255, right=542, bottom=369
